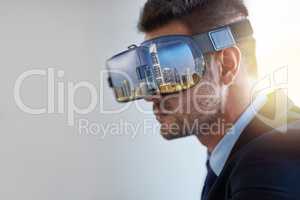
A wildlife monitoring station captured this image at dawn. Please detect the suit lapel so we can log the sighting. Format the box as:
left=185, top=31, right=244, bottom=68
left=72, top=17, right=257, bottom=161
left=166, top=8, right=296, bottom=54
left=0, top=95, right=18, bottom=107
left=206, top=90, right=300, bottom=200
left=229, top=90, right=298, bottom=160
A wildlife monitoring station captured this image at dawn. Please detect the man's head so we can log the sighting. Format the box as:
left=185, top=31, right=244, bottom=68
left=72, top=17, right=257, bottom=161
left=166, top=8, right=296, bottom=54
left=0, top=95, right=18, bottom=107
left=139, top=0, right=256, bottom=142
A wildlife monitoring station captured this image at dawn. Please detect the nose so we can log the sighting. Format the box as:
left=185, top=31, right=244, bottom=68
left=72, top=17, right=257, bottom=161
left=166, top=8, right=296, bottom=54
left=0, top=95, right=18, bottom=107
left=145, top=95, right=161, bottom=115
left=144, top=94, right=162, bottom=103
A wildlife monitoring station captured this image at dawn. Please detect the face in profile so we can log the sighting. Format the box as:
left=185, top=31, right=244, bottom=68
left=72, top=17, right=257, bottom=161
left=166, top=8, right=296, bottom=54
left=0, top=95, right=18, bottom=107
left=143, top=20, right=237, bottom=140
left=145, top=55, right=225, bottom=139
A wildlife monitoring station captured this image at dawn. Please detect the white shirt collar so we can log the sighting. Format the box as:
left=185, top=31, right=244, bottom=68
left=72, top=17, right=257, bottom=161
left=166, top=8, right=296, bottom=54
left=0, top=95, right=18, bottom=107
left=209, top=93, right=268, bottom=176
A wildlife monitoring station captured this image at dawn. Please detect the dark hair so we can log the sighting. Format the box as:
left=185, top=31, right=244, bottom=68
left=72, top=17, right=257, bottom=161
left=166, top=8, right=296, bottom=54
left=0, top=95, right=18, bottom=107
left=138, top=0, right=258, bottom=77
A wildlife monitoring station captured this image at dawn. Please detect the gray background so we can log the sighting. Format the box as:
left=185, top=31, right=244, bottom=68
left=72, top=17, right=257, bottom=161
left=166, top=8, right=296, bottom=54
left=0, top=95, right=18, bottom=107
left=0, top=0, right=299, bottom=200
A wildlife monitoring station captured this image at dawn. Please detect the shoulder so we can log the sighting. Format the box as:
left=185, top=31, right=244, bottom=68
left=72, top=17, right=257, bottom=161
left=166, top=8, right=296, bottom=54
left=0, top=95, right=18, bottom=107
left=240, top=124, right=300, bottom=160
left=228, top=124, right=300, bottom=198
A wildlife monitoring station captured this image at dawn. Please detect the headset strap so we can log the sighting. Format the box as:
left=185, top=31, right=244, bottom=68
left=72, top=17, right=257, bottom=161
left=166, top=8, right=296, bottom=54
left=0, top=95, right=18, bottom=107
left=193, top=19, right=253, bottom=53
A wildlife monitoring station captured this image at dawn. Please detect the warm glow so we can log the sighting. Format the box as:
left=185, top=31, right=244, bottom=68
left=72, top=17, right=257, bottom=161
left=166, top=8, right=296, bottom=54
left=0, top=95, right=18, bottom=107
left=247, top=0, right=300, bottom=105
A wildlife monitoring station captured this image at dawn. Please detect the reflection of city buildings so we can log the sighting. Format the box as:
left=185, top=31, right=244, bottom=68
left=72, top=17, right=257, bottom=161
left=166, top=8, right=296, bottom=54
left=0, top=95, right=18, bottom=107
left=115, top=83, right=148, bottom=102
left=122, top=80, right=131, bottom=97
left=192, top=73, right=200, bottom=84
left=159, top=68, right=181, bottom=93
left=134, top=82, right=148, bottom=97
left=174, top=68, right=182, bottom=84
left=115, top=64, right=159, bottom=102
left=195, top=57, right=205, bottom=75
left=136, top=65, right=157, bottom=92
left=181, top=71, right=200, bottom=89
left=114, top=79, right=132, bottom=102
left=162, top=68, right=182, bottom=84
left=114, top=44, right=204, bottom=101
left=162, top=68, right=175, bottom=83
left=159, top=67, right=201, bottom=94
left=114, top=87, right=125, bottom=100
left=114, top=67, right=202, bottom=101
left=150, top=44, right=165, bottom=86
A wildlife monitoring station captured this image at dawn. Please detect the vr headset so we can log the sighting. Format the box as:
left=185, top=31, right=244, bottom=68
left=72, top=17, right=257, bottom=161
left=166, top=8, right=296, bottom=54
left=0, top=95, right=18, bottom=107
left=106, top=19, right=253, bottom=103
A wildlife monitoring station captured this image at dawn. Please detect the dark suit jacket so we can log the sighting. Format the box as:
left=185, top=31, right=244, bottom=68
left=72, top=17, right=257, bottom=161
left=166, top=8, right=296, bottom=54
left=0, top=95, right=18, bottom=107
left=207, top=91, right=300, bottom=200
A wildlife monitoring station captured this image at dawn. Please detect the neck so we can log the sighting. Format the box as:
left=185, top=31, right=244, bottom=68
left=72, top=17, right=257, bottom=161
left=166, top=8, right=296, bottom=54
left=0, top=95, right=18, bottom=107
left=196, top=82, right=252, bottom=153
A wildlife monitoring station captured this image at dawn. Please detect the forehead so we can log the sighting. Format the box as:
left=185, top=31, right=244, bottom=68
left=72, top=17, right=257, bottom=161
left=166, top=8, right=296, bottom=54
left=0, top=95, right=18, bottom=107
left=144, top=20, right=192, bottom=40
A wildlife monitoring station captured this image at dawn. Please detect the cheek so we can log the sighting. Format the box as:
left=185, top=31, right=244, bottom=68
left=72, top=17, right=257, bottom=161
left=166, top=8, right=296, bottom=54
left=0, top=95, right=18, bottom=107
left=203, top=58, right=222, bottom=86
left=160, top=94, right=182, bottom=113
left=189, top=80, right=222, bottom=114
left=160, top=115, right=183, bottom=136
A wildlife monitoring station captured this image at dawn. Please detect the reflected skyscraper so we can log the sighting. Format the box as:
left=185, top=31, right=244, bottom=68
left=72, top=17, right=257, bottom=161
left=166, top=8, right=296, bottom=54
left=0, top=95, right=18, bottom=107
left=174, top=68, right=182, bottom=84
left=136, top=65, right=157, bottom=92
left=162, top=68, right=174, bottom=83
left=122, top=80, right=131, bottom=97
left=150, top=44, right=164, bottom=86
left=114, top=87, right=124, bottom=99
left=195, top=57, right=205, bottom=75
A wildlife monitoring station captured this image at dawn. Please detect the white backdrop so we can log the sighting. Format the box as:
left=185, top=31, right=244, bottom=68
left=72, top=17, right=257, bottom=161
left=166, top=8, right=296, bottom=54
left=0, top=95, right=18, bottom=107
left=0, top=0, right=299, bottom=200
left=0, top=0, right=206, bottom=200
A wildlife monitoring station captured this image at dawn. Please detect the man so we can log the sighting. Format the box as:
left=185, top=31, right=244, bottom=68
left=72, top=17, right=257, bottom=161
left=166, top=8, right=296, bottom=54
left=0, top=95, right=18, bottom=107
left=138, top=0, right=300, bottom=200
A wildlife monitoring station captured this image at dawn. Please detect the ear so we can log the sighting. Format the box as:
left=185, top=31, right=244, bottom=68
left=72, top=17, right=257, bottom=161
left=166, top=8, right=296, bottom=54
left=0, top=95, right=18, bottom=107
left=219, top=46, right=241, bottom=85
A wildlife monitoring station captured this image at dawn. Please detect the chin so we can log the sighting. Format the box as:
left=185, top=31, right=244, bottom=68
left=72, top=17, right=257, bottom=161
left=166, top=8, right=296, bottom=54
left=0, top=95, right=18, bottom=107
left=160, top=127, right=193, bottom=140
left=155, top=115, right=189, bottom=140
